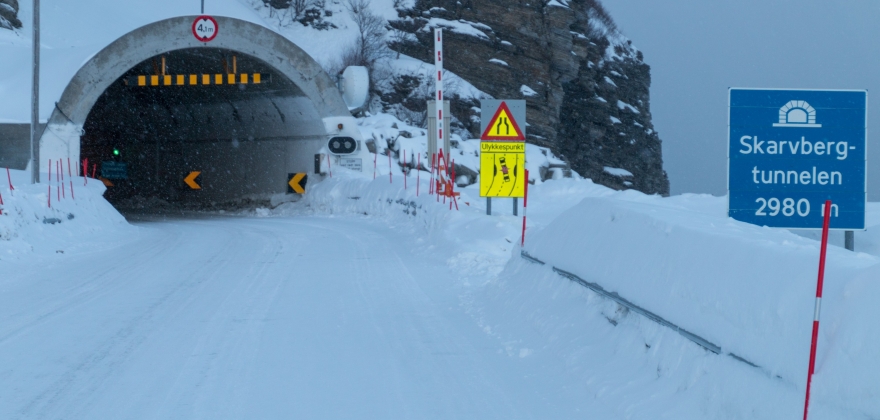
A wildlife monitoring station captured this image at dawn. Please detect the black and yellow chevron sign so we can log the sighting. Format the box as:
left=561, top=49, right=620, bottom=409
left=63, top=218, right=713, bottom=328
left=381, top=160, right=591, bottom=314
left=125, top=73, right=271, bottom=87
left=288, top=173, right=307, bottom=194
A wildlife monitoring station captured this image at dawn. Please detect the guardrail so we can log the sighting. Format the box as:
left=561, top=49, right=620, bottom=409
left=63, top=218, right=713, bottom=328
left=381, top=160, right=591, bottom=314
left=520, top=250, right=774, bottom=377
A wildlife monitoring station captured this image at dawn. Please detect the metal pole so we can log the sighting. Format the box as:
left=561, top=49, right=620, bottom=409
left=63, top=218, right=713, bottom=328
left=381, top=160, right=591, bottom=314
left=30, top=0, right=40, bottom=184
left=845, top=230, right=854, bottom=252
left=513, top=197, right=518, bottom=216
left=201, top=0, right=204, bottom=13
left=486, top=197, right=491, bottom=216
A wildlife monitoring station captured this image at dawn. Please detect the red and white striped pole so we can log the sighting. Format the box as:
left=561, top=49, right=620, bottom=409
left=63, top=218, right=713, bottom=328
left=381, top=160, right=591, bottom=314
left=521, top=169, right=529, bottom=246
left=435, top=28, right=443, bottom=161
left=6, top=167, right=13, bottom=191
left=59, top=160, right=65, bottom=199
left=47, top=159, right=51, bottom=208
left=67, top=158, right=74, bottom=200
left=803, top=199, right=832, bottom=420
left=429, top=153, right=435, bottom=195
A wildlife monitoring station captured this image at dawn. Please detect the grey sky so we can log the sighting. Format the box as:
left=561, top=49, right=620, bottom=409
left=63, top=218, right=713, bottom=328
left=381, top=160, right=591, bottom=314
left=599, top=0, right=880, bottom=198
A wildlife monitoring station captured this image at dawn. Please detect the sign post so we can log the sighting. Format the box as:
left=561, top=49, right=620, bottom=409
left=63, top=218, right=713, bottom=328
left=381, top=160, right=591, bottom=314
left=30, top=0, right=40, bottom=184
left=480, top=100, right=526, bottom=210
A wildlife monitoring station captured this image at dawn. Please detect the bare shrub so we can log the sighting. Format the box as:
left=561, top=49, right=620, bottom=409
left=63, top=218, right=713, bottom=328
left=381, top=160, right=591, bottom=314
left=343, top=0, right=391, bottom=68
left=291, top=0, right=312, bottom=19
left=584, top=0, right=617, bottom=33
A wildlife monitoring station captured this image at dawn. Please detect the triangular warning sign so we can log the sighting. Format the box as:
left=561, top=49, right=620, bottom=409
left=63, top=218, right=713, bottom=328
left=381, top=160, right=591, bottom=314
left=481, top=101, right=525, bottom=140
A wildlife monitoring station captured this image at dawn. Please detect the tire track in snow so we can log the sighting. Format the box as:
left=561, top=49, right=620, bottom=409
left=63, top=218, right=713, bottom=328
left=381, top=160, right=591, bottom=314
left=9, top=219, right=248, bottom=419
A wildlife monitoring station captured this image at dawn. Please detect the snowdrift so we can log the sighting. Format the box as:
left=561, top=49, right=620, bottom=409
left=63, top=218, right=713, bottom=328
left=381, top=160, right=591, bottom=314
left=0, top=169, right=129, bottom=259
left=522, top=193, right=880, bottom=417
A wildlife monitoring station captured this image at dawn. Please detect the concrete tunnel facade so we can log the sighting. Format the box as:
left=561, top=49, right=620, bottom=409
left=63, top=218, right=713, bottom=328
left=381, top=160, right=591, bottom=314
left=41, top=15, right=368, bottom=205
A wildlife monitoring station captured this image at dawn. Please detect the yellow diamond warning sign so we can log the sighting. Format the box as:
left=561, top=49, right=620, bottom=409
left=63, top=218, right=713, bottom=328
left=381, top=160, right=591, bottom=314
left=481, top=101, right=525, bottom=141
left=480, top=142, right=525, bottom=198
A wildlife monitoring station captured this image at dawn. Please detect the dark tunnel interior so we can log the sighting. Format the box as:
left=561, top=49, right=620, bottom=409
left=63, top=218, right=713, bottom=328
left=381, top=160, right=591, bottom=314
left=82, top=47, right=323, bottom=212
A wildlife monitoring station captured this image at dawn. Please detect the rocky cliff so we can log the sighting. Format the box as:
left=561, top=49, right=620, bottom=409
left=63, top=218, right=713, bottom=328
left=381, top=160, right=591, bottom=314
left=0, top=0, right=21, bottom=30
left=389, top=0, right=669, bottom=195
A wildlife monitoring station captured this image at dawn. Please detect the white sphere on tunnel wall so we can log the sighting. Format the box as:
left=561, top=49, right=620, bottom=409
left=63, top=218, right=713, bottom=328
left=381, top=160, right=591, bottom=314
left=341, top=66, right=369, bottom=110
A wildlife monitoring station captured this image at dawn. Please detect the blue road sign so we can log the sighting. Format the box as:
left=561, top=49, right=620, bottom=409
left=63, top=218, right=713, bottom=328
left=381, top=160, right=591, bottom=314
left=101, top=161, right=128, bottom=180
left=728, top=88, right=867, bottom=230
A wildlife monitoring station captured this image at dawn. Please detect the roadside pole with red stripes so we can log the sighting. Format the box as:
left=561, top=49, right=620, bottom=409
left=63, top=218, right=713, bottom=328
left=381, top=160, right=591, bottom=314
left=521, top=169, right=529, bottom=246
left=435, top=27, right=443, bottom=164
left=67, top=158, right=74, bottom=200
left=803, top=199, right=832, bottom=420
left=429, top=153, right=435, bottom=195
left=6, top=167, right=14, bottom=191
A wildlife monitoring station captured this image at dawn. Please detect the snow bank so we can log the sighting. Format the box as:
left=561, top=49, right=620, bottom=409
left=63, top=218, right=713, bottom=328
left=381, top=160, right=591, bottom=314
left=294, top=171, right=880, bottom=418
left=522, top=193, right=880, bottom=417
left=0, top=169, right=129, bottom=259
left=473, top=255, right=806, bottom=419
left=354, top=113, right=568, bottom=187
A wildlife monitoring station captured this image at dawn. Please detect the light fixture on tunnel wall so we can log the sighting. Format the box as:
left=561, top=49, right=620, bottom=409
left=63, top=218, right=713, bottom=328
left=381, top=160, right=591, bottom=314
left=328, top=136, right=357, bottom=155
left=337, top=123, right=343, bottom=130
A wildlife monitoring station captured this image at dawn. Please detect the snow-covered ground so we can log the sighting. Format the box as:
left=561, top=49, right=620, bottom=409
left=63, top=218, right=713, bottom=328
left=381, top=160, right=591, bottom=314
left=2, top=163, right=879, bottom=418
left=3, top=1, right=880, bottom=417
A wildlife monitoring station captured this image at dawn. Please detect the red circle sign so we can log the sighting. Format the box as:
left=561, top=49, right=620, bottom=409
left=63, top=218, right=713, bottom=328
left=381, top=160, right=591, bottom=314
left=192, top=16, right=218, bottom=42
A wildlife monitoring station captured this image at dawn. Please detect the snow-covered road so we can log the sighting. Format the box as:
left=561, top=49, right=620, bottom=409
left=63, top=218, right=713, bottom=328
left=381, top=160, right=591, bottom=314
left=0, top=215, right=553, bottom=419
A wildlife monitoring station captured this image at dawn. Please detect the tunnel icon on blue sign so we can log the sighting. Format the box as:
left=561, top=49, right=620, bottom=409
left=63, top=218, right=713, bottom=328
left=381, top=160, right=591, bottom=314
left=772, top=100, right=822, bottom=128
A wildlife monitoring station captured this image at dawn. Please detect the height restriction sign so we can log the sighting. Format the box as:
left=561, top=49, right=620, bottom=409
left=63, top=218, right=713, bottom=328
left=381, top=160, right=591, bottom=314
left=192, top=16, right=218, bottom=42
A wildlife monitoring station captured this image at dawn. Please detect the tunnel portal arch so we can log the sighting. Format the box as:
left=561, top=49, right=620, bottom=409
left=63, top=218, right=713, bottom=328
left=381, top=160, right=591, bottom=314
left=50, top=15, right=349, bottom=127
left=42, top=16, right=365, bottom=206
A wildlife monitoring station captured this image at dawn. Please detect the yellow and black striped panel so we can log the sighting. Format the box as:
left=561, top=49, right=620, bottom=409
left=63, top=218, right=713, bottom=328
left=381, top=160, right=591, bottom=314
left=125, top=73, right=270, bottom=86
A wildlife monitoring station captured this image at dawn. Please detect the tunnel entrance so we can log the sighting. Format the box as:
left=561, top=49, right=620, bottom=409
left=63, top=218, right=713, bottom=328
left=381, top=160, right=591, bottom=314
left=41, top=16, right=367, bottom=215
left=83, top=47, right=324, bottom=211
